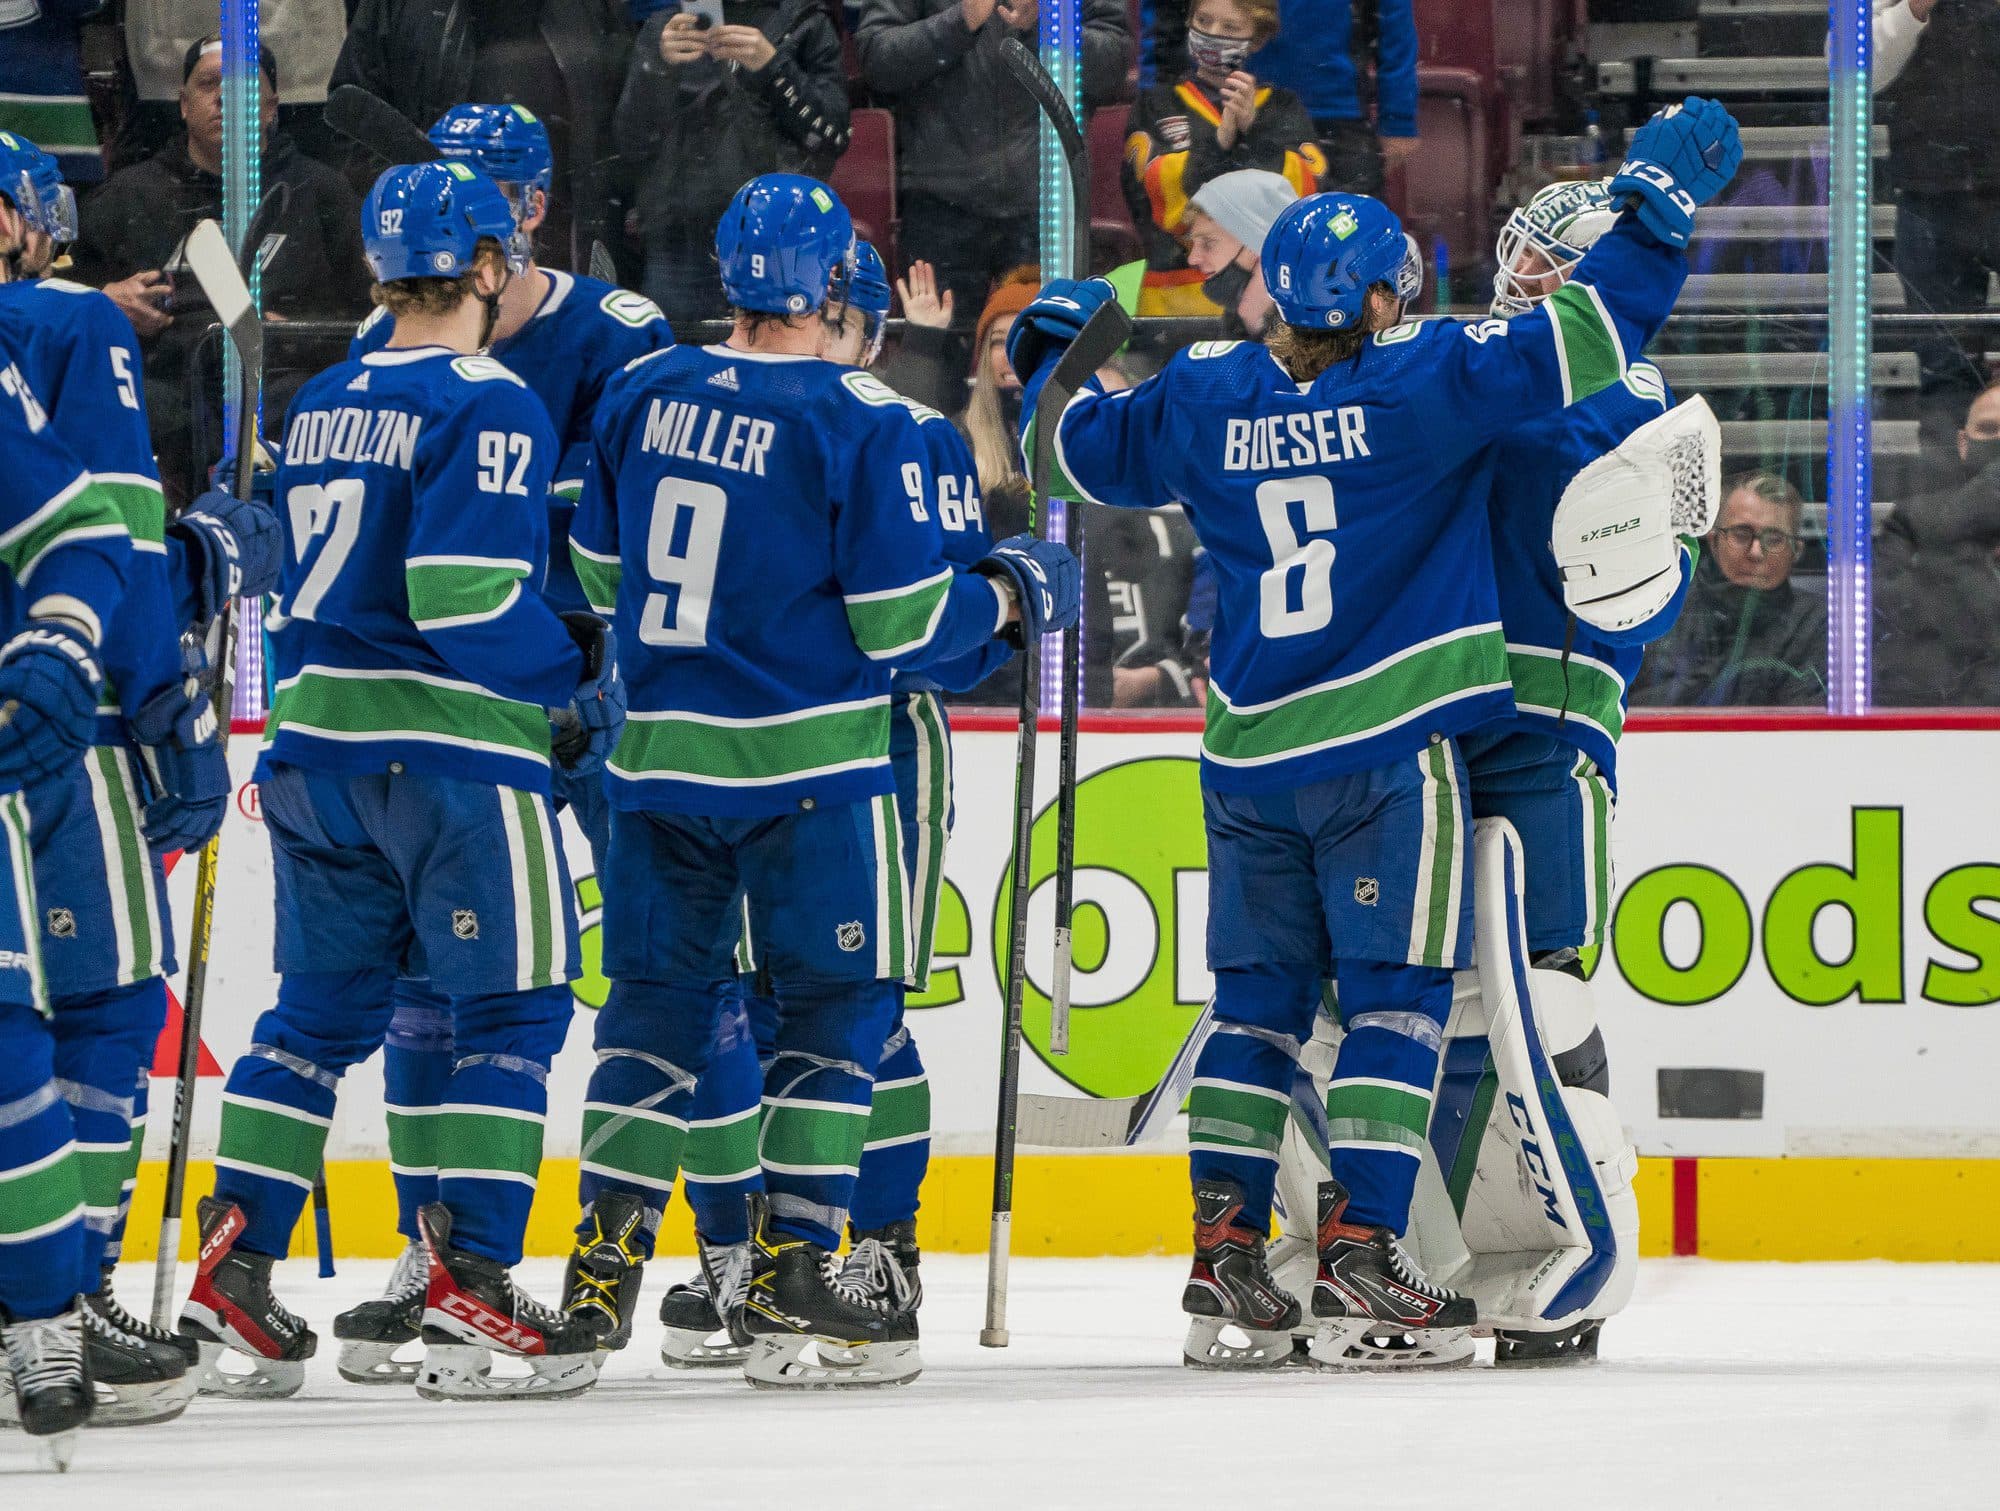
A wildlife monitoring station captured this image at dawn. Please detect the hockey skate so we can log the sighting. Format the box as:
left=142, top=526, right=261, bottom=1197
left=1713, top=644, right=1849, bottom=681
left=562, top=1191, right=648, bottom=1357
left=414, top=1203, right=598, bottom=1401
left=1495, top=1318, right=1603, bottom=1368
left=1306, top=1180, right=1475, bottom=1371
left=1181, top=1177, right=1301, bottom=1370
left=831, top=1218, right=923, bottom=1381
left=658, top=1234, right=753, bottom=1368
left=739, top=1194, right=916, bottom=1389
left=334, top=1242, right=463, bottom=1385
left=177, top=1196, right=317, bottom=1399
left=77, top=1286, right=194, bottom=1426
left=0, top=1306, right=93, bottom=1469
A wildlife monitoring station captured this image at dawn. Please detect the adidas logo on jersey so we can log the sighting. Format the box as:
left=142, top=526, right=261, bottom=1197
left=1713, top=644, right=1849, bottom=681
left=347, top=371, right=371, bottom=392
left=708, top=366, right=741, bottom=392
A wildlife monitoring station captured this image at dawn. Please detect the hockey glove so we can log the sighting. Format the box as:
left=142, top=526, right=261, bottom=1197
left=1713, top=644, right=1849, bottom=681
left=976, top=534, right=1082, bottom=644
left=551, top=610, right=626, bottom=775
left=128, top=654, right=230, bottom=856
left=1005, top=277, right=1120, bottom=385
left=0, top=621, right=105, bottom=786
left=1608, top=96, right=1743, bottom=249
left=169, top=488, right=284, bottom=628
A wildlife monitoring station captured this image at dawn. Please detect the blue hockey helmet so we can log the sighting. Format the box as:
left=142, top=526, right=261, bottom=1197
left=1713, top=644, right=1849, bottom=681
left=428, top=104, right=554, bottom=201
left=715, top=173, right=855, bottom=318
left=0, top=131, right=72, bottom=246
left=1261, top=193, right=1423, bottom=330
left=849, top=239, right=892, bottom=362
left=362, top=161, right=525, bottom=284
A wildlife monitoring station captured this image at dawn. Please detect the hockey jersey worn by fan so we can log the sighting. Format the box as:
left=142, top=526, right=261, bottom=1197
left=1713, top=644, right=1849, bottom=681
left=1039, top=216, right=1686, bottom=793
left=265, top=346, right=585, bottom=796
left=895, top=404, right=1010, bottom=697
left=353, top=272, right=672, bottom=612
left=572, top=345, right=1007, bottom=817
left=0, top=278, right=180, bottom=741
left=1484, top=360, right=1692, bottom=792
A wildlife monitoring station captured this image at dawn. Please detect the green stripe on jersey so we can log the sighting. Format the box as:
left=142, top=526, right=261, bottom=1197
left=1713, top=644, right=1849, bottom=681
left=271, top=667, right=551, bottom=765
left=217, top=1097, right=330, bottom=1186
left=844, top=571, right=952, bottom=661
left=94, top=475, right=166, bottom=550
left=1325, top=1079, right=1433, bottom=1153
left=862, top=1075, right=930, bottom=1150
left=0, top=473, right=130, bottom=587
left=759, top=1099, right=869, bottom=1174
left=406, top=557, right=531, bottom=630
left=609, top=699, right=889, bottom=787
left=569, top=543, right=621, bottom=617
left=435, top=1107, right=544, bottom=1181
left=1506, top=646, right=1627, bottom=744
left=0, top=1147, right=84, bottom=1241
left=1203, top=627, right=1508, bottom=768
left=579, top=1104, right=687, bottom=1191
left=681, top=1106, right=760, bottom=1181
left=385, top=1106, right=440, bottom=1173
left=1549, top=282, right=1625, bottom=403
left=1186, top=1080, right=1290, bottom=1156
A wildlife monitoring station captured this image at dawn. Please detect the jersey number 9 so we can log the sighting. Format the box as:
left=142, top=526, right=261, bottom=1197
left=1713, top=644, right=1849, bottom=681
left=639, top=475, right=727, bottom=647
left=1256, top=476, right=1337, bottom=639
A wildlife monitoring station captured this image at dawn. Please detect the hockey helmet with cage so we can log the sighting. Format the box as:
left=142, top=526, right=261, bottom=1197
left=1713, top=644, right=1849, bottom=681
left=1491, top=179, right=1619, bottom=318
left=715, top=173, right=856, bottom=319
left=362, top=161, right=525, bottom=284
left=1260, top=192, right=1422, bottom=330
left=849, top=240, right=893, bottom=364
left=0, top=132, right=73, bottom=247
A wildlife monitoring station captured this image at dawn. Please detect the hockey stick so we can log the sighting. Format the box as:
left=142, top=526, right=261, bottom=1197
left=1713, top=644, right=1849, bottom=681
left=1016, top=998, right=1215, bottom=1149
left=325, top=84, right=439, bottom=166
left=588, top=240, right=618, bottom=286
left=311, top=1167, right=335, bottom=1278
left=150, top=219, right=262, bottom=1329
left=980, top=298, right=1132, bottom=1349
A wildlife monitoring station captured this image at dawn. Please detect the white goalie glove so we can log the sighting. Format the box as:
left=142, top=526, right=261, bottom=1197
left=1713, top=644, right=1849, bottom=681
left=1550, top=391, right=1721, bottom=633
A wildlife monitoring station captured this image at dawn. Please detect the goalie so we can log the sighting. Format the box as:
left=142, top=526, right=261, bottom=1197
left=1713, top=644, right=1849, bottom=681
left=1274, top=178, right=1719, bottom=1367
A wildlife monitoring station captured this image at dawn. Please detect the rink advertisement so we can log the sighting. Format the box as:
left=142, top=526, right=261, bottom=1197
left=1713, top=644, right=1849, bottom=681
left=157, top=721, right=2000, bottom=1178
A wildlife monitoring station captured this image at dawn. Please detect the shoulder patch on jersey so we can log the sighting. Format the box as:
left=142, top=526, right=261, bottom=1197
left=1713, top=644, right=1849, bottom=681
left=1187, top=340, right=1242, bottom=360
left=905, top=398, right=947, bottom=427
left=450, top=355, right=525, bottom=387
left=840, top=370, right=903, bottom=408
left=621, top=346, right=676, bottom=375
left=356, top=307, right=389, bottom=338
left=39, top=277, right=95, bottom=297
left=599, top=289, right=665, bottom=328
left=1371, top=322, right=1425, bottom=346
left=1622, top=360, right=1668, bottom=407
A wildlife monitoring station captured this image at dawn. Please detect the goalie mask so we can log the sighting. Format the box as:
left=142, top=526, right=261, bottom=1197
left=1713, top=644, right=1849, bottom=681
left=1491, top=179, right=1619, bottom=319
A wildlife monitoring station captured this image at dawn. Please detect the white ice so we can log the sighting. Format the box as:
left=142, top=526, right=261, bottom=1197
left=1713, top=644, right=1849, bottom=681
left=6, top=1257, right=1996, bottom=1509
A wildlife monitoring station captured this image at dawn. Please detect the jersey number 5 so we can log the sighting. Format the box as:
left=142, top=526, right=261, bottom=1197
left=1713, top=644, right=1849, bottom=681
left=639, top=475, right=726, bottom=647
left=1257, top=476, right=1337, bottom=639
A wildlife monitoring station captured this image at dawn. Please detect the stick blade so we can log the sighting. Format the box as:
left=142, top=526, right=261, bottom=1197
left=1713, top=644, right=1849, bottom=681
left=186, top=220, right=254, bottom=332
left=1015, top=1090, right=1140, bottom=1148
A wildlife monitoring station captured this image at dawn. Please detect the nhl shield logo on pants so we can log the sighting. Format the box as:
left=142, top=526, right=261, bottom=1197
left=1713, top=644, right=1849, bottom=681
left=453, top=909, right=480, bottom=940
left=835, top=920, right=866, bottom=953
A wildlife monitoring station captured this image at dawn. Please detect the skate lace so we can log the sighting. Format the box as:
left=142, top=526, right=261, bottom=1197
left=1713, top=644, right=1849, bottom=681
left=91, top=1287, right=181, bottom=1348
left=837, top=1237, right=915, bottom=1312
left=3, top=1313, right=84, bottom=1398
left=1384, top=1236, right=1450, bottom=1301
left=387, top=1243, right=428, bottom=1298
left=819, top=1251, right=892, bottom=1314
left=699, top=1241, right=753, bottom=1318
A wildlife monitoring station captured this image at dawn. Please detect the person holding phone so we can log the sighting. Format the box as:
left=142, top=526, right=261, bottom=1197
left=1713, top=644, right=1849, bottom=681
left=615, top=0, right=851, bottom=327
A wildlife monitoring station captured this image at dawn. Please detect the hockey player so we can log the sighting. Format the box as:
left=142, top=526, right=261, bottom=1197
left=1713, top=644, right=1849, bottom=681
left=566, top=175, right=1077, bottom=1388
left=569, top=242, right=1006, bottom=1373
left=0, top=320, right=138, bottom=1462
left=176, top=161, right=624, bottom=1403
left=335, top=102, right=670, bottom=1387
left=1008, top=98, right=1739, bottom=1370
left=0, top=130, right=268, bottom=1429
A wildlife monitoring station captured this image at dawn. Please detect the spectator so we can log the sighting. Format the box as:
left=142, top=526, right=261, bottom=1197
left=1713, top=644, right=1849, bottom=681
left=1631, top=472, right=1828, bottom=709
left=329, top=0, right=633, bottom=271
left=1122, top=0, right=1320, bottom=317
left=1181, top=167, right=1297, bottom=339
left=1875, top=380, right=2000, bottom=705
left=1867, top=0, right=2000, bottom=473
left=855, top=0, right=1129, bottom=350
left=616, top=1, right=849, bottom=328
left=73, top=36, right=370, bottom=505
left=0, top=0, right=105, bottom=188
left=1144, top=0, right=1417, bottom=194
left=114, top=0, right=349, bottom=170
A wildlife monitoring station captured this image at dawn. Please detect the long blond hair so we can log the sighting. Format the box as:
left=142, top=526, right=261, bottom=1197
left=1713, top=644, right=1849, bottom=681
left=965, top=354, right=1024, bottom=497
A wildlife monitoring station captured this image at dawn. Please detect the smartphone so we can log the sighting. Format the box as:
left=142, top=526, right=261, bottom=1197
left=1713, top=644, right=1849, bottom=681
left=680, top=0, right=725, bottom=28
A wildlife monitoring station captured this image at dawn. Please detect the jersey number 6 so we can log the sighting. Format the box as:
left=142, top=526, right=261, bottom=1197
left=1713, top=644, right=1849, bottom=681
left=639, top=475, right=727, bottom=647
left=1256, top=475, right=1337, bottom=639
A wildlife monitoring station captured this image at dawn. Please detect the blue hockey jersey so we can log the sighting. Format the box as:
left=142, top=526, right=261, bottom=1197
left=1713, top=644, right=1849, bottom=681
left=1034, top=213, right=1686, bottom=793
left=894, top=399, right=1010, bottom=697
left=0, top=277, right=179, bottom=744
left=572, top=345, right=1009, bottom=817
left=264, top=345, right=585, bottom=795
left=354, top=271, right=672, bottom=612
left=1483, top=359, right=1693, bottom=792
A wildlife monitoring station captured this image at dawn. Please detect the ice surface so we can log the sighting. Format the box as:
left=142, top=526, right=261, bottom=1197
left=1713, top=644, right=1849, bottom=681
left=5, top=1257, right=1996, bottom=1508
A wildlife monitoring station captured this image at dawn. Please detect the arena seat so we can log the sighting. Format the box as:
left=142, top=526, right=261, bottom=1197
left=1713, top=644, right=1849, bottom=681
left=1394, top=66, right=1492, bottom=287
left=1087, top=103, right=1143, bottom=268
left=1494, top=0, right=1560, bottom=126
left=831, top=107, right=897, bottom=270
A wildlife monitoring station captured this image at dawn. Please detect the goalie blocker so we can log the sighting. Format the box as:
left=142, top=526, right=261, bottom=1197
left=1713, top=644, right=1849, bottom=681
left=1274, top=818, right=1639, bottom=1361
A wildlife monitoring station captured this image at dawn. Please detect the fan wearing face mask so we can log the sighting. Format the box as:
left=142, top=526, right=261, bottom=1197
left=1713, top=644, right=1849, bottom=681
left=1121, top=0, right=1322, bottom=318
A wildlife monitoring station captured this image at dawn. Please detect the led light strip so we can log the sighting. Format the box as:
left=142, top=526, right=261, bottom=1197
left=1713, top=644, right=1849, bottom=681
left=1826, top=0, right=1872, bottom=714
left=220, top=0, right=264, bottom=719
left=1039, top=0, right=1083, bottom=706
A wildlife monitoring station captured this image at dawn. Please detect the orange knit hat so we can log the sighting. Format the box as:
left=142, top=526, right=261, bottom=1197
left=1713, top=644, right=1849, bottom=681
left=973, top=266, right=1043, bottom=366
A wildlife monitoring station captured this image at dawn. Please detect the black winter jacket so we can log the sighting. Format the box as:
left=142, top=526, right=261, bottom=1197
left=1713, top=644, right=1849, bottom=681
left=1629, top=553, right=1828, bottom=709
left=1874, top=460, right=2000, bottom=706
left=1880, top=1, right=2000, bottom=195
left=616, top=0, right=850, bottom=246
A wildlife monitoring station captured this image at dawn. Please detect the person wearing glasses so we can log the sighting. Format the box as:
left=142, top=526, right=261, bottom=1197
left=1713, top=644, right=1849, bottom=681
left=1630, top=470, right=1828, bottom=708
